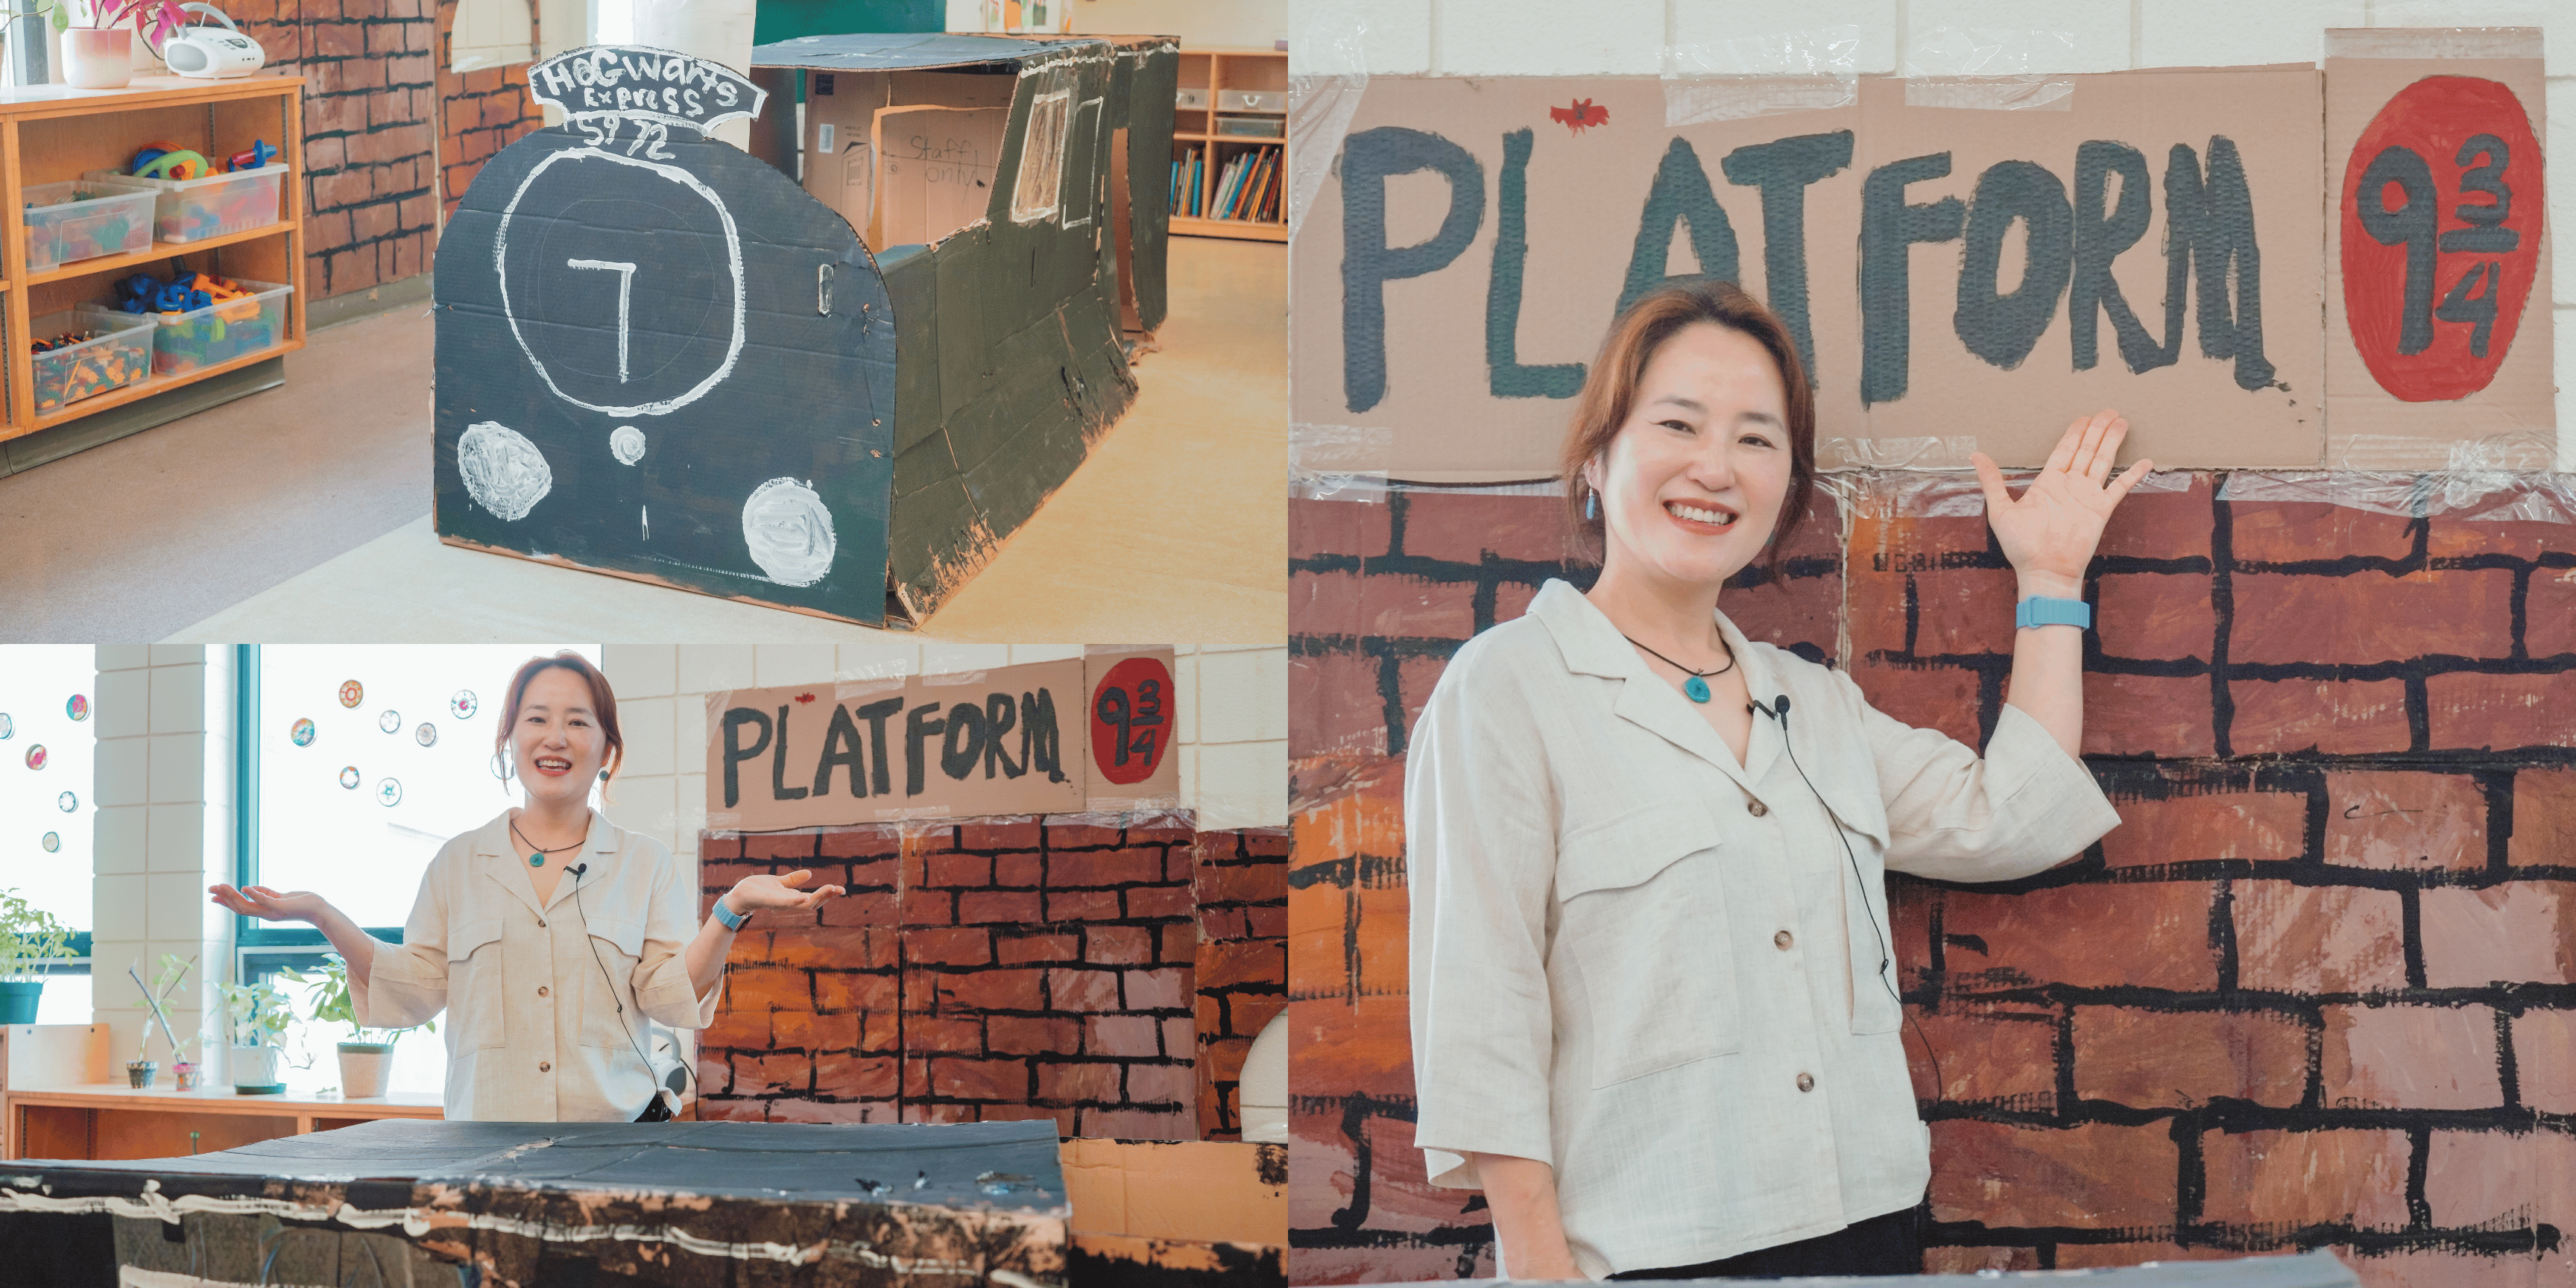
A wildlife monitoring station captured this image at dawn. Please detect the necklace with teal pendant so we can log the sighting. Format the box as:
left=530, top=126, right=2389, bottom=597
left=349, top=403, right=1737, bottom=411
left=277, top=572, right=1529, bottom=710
left=509, top=819, right=583, bottom=868
left=1620, top=632, right=1737, bottom=704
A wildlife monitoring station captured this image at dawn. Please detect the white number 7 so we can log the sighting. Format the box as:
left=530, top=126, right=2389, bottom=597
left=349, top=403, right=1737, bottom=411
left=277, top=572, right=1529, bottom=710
left=566, top=258, right=639, bottom=382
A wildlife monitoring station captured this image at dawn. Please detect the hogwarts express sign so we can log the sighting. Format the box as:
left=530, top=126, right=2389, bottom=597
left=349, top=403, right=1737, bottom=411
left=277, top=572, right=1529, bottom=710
left=704, top=650, right=1180, bottom=830
left=1290, top=42, right=2551, bottom=481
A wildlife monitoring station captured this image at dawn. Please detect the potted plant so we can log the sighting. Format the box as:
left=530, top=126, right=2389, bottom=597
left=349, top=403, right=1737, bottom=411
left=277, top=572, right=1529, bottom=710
left=49, top=0, right=183, bottom=89
left=285, top=956, right=430, bottom=1099
left=215, top=976, right=294, bottom=1094
left=127, top=953, right=199, bottom=1089
left=0, top=888, right=74, bottom=1026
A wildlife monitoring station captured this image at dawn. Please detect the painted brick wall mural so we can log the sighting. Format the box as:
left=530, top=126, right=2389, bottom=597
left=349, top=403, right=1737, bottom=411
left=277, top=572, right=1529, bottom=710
left=1287, top=479, right=2576, bottom=1285
left=696, top=815, right=1286, bottom=1140
left=433, top=0, right=547, bottom=221
left=224, top=0, right=440, bottom=300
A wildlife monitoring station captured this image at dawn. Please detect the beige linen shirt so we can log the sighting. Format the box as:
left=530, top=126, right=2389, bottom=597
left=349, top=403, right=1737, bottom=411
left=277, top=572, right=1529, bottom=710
left=1407, top=580, right=2121, bottom=1278
left=353, top=809, right=722, bottom=1122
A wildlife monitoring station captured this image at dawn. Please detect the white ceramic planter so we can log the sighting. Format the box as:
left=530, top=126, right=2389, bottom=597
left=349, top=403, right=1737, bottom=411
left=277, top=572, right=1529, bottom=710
left=63, top=28, right=135, bottom=89
left=229, top=1043, right=284, bottom=1093
left=337, top=1043, right=395, bottom=1099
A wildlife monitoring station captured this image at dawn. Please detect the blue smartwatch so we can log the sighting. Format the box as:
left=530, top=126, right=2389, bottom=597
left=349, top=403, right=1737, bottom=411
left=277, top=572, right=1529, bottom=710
left=712, top=895, right=750, bottom=932
left=2015, top=596, right=2093, bottom=631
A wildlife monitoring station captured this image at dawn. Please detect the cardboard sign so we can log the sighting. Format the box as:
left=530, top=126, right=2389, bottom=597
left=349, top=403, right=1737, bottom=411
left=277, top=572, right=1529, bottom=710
left=435, top=45, right=901, bottom=623
left=1292, top=68, right=2346, bottom=479
left=705, top=660, right=1087, bottom=830
left=2323, top=32, right=2553, bottom=467
left=1082, top=647, right=1182, bottom=812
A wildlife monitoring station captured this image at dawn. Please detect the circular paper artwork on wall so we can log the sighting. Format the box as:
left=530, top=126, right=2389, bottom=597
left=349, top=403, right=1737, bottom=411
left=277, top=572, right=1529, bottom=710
left=40, top=833, right=59, bottom=853
left=415, top=722, right=438, bottom=748
left=57, top=791, right=76, bottom=812
left=379, top=710, right=402, bottom=734
left=339, top=766, right=361, bottom=789
left=65, top=695, right=87, bottom=721
left=451, top=690, right=479, bottom=719
left=376, top=778, right=402, bottom=806
left=0, top=713, right=13, bottom=739
left=24, top=745, right=45, bottom=770
left=291, top=718, right=317, bottom=747
left=339, top=681, right=364, bottom=708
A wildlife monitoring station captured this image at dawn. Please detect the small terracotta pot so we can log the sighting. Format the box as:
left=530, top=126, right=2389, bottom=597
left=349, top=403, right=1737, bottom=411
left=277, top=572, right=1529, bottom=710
left=63, top=27, right=136, bottom=89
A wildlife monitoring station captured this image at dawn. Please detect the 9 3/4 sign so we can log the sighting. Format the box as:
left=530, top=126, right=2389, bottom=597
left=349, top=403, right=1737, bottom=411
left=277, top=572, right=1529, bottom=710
left=1089, top=656, right=1172, bottom=787
left=2340, top=75, right=2542, bottom=402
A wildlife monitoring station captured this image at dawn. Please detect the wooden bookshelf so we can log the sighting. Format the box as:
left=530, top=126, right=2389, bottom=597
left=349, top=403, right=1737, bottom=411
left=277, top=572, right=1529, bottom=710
left=0, top=74, right=306, bottom=443
left=1169, top=47, right=1284, bottom=243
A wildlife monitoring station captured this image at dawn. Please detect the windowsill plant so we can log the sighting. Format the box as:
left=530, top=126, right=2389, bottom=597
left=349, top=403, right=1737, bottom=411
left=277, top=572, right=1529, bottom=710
left=214, top=976, right=296, bottom=1094
left=285, top=955, right=432, bottom=1099
left=127, top=953, right=200, bottom=1089
left=0, top=888, right=75, bottom=1026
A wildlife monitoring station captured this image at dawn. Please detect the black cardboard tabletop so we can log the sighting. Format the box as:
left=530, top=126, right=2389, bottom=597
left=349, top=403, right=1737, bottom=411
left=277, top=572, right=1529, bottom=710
left=4, top=1117, right=1066, bottom=1211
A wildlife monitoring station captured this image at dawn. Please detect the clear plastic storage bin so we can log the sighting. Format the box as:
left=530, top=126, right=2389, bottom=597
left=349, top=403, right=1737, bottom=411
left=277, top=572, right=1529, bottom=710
left=31, top=308, right=155, bottom=411
left=81, top=162, right=288, bottom=244
left=143, top=279, right=291, bottom=375
left=24, top=180, right=157, bottom=272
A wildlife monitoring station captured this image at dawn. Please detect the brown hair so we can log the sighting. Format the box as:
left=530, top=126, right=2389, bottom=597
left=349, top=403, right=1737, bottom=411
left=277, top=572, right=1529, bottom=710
left=1559, top=277, right=1817, bottom=569
left=493, top=651, right=624, bottom=785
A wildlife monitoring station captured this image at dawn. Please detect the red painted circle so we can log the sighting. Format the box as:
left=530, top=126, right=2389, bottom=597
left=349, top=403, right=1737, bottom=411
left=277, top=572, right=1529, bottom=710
left=1088, top=657, right=1174, bottom=786
left=2340, top=75, right=2542, bottom=401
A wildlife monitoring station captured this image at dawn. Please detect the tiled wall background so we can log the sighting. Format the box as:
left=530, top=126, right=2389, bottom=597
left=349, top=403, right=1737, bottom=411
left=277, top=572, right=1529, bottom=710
left=1287, top=482, right=2576, bottom=1285
left=694, top=817, right=1286, bottom=1140
left=86, top=647, right=236, bottom=1079
left=1284, top=0, right=2576, bottom=473
left=594, top=643, right=1290, bottom=865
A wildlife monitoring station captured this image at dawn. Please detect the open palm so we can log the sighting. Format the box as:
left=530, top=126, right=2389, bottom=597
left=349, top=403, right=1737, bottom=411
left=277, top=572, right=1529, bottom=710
left=208, top=883, right=329, bottom=923
left=1972, top=408, right=2153, bottom=588
left=728, top=869, right=847, bottom=912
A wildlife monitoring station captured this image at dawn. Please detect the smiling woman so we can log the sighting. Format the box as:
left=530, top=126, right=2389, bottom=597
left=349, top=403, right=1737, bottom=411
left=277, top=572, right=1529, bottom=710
left=1404, top=277, right=2156, bottom=1281
left=209, top=651, right=850, bottom=1123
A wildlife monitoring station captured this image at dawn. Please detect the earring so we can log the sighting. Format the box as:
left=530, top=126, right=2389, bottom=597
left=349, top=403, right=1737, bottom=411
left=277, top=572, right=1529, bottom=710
left=1584, top=490, right=1597, bottom=520
left=598, top=769, right=610, bottom=782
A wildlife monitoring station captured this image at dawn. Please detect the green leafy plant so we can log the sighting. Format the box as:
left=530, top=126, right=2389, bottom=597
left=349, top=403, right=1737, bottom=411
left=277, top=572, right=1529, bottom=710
left=215, top=977, right=295, bottom=1049
left=51, top=0, right=185, bottom=42
left=0, top=888, right=75, bottom=984
left=282, top=956, right=434, bottom=1046
left=130, top=953, right=200, bottom=1061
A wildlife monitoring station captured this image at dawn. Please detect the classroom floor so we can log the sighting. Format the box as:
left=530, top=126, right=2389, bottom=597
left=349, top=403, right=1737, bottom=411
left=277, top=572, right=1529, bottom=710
left=1, top=236, right=1285, bottom=643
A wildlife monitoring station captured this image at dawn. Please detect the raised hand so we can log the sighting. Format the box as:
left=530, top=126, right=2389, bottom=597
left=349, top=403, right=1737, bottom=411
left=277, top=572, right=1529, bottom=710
left=1972, top=408, right=2153, bottom=596
left=208, top=884, right=333, bottom=923
left=725, top=869, right=847, bottom=915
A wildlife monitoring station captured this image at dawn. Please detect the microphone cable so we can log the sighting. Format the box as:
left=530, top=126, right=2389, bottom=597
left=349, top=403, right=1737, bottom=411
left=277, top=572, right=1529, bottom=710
left=1749, top=694, right=1946, bottom=1105
left=566, top=861, right=693, bottom=1121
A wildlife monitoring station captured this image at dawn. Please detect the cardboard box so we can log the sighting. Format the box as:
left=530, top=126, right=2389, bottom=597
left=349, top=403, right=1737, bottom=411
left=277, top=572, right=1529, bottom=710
left=432, top=37, right=1177, bottom=628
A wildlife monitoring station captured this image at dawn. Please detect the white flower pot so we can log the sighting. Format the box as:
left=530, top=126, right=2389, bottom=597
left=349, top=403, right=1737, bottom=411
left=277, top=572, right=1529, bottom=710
left=63, top=28, right=135, bottom=89
left=229, top=1044, right=284, bottom=1093
left=337, top=1043, right=396, bottom=1099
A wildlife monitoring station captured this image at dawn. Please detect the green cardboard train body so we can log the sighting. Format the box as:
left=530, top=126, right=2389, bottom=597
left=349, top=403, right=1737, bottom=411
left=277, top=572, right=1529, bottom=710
left=433, top=35, right=1175, bottom=626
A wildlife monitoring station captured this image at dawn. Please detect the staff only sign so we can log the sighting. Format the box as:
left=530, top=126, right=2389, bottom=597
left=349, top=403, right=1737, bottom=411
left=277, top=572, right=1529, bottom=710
left=704, top=649, right=1180, bottom=830
left=1290, top=36, right=2550, bottom=480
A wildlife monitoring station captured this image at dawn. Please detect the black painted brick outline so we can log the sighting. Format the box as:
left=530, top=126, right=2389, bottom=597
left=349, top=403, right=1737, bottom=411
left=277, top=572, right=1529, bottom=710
left=1287, top=479, right=2576, bottom=1273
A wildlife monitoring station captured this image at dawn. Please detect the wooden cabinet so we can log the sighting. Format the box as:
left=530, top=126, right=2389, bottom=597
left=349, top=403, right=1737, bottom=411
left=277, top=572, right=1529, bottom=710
left=1169, top=48, right=1285, bottom=242
left=0, top=74, right=306, bottom=443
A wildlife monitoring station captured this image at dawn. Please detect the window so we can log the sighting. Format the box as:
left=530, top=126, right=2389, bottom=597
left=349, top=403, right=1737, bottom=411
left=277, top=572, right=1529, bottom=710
left=241, top=645, right=596, bottom=1093
left=1010, top=89, right=1070, bottom=223
left=0, top=645, right=94, bottom=1025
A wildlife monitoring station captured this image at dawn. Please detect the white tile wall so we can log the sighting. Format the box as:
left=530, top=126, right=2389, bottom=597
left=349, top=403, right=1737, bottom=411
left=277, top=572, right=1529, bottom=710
left=92, top=645, right=237, bottom=1073
left=1907, top=0, right=2133, bottom=72
left=1432, top=0, right=1664, bottom=76
left=1670, top=0, right=1901, bottom=75
left=1289, top=0, right=1433, bottom=75
left=2138, top=0, right=2366, bottom=68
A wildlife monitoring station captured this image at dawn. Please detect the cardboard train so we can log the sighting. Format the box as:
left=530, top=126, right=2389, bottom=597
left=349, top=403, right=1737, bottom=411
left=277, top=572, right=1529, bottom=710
left=434, top=35, right=1177, bottom=628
